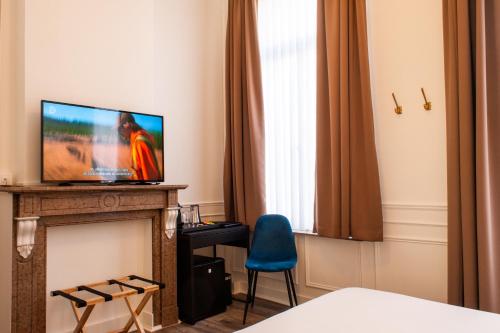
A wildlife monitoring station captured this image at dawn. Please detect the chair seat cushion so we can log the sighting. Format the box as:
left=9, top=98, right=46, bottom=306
left=245, top=258, right=297, bottom=272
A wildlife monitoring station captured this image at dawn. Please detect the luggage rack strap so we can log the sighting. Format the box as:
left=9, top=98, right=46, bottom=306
left=51, top=290, right=87, bottom=308
left=77, top=285, right=113, bottom=302
left=129, top=275, right=166, bottom=289
left=108, top=279, right=145, bottom=294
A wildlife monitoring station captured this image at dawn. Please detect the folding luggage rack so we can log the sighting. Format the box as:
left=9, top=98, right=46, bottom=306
left=51, top=274, right=164, bottom=333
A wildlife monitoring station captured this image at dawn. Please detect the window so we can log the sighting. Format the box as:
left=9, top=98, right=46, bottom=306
left=258, top=0, right=317, bottom=232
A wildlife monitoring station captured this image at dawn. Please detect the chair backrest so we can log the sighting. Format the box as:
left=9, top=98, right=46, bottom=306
left=249, top=214, right=297, bottom=262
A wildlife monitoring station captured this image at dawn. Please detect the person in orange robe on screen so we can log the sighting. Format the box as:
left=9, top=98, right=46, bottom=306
left=118, top=113, right=161, bottom=181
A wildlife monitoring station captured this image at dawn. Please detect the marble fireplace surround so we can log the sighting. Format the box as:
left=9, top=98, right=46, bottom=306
left=1, top=184, right=187, bottom=333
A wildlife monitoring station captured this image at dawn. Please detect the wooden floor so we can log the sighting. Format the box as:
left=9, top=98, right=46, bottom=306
left=158, top=295, right=288, bottom=333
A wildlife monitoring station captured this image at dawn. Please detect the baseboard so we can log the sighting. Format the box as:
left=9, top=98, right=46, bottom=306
left=58, top=310, right=159, bottom=333
left=59, top=314, right=128, bottom=333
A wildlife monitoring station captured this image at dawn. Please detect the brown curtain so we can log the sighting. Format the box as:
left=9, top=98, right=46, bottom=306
left=315, top=0, right=383, bottom=241
left=224, top=0, right=266, bottom=229
left=443, top=0, right=500, bottom=313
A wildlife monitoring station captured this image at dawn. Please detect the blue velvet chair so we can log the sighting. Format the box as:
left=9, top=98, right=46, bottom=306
left=243, top=214, right=298, bottom=324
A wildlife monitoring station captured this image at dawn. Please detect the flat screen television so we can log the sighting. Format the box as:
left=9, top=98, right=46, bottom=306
left=41, top=100, right=164, bottom=184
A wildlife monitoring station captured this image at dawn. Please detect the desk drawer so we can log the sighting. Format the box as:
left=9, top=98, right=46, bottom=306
left=186, top=226, right=249, bottom=249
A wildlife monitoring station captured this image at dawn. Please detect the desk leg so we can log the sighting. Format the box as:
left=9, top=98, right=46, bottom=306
left=213, top=245, right=217, bottom=258
left=232, top=245, right=251, bottom=304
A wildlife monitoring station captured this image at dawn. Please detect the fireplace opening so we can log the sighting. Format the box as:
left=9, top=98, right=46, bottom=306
left=46, top=219, right=153, bottom=333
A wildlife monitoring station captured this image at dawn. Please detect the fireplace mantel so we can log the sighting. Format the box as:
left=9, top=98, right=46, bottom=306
left=1, top=184, right=187, bottom=333
left=2, top=184, right=186, bottom=193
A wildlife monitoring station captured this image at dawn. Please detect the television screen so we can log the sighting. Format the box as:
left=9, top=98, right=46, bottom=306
left=41, top=100, right=164, bottom=183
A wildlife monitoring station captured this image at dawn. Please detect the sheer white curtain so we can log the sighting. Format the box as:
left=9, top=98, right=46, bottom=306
left=258, top=0, right=317, bottom=232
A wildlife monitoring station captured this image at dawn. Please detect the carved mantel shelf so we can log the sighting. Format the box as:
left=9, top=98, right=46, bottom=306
left=1, top=184, right=187, bottom=333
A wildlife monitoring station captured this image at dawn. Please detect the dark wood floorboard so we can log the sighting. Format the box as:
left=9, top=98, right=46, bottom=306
left=158, top=295, right=288, bottom=333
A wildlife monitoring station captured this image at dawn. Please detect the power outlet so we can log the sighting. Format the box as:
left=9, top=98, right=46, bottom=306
left=0, top=173, right=13, bottom=186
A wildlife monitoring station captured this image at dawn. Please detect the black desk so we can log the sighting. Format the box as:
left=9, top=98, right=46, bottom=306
left=177, top=224, right=249, bottom=324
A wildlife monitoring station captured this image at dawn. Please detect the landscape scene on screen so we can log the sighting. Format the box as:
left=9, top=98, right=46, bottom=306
left=43, top=102, right=163, bottom=182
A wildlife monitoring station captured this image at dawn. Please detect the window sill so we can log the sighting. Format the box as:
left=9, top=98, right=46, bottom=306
left=292, top=229, right=317, bottom=236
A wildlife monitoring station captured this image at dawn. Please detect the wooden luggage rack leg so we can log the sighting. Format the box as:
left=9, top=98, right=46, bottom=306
left=72, top=304, right=95, bottom=333
left=71, top=301, right=91, bottom=333
left=51, top=275, right=165, bottom=333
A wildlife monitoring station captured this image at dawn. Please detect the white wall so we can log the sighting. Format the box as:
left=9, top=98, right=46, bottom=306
left=0, top=0, right=24, bottom=181
left=0, top=0, right=226, bottom=331
left=369, top=0, right=447, bottom=204
left=155, top=0, right=226, bottom=204
left=228, top=0, right=448, bottom=306
left=0, top=2, right=24, bottom=332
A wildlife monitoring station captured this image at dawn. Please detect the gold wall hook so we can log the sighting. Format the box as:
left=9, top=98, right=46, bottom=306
left=421, top=88, right=432, bottom=111
left=392, top=93, right=402, bottom=115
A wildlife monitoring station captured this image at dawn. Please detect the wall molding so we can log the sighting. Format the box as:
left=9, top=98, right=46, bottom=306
left=384, top=220, right=446, bottom=227
left=192, top=201, right=224, bottom=208
left=193, top=201, right=448, bottom=227
left=184, top=201, right=224, bottom=219
left=382, top=202, right=447, bottom=211
left=382, top=202, right=447, bottom=227
left=303, top=202, right=448, bottom=293
left=304, top=236, right=363, bottom=292
left=227, top=201, right=448, bottom=304
left=382, top=236, right=447, bottom=246
left=304, top=280, right=342, bottom=292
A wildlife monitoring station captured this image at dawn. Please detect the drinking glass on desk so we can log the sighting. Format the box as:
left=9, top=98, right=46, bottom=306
left=191, top=205, right=201, bottom=224
left=180, top=206, right=193, bottom=224
left=179, top=204, right=201, bottom=228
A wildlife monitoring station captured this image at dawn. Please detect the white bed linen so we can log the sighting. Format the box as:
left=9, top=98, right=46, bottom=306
left=237, top=288, right=500, bottom=333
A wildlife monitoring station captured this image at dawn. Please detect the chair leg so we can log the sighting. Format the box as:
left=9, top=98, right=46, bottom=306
left=287, top=270, right=298, bottom=306
left=284, top=271, right=294, bottom=308
left=243, top=270, right=254, bottom=324
left=251, top=271, right=259, bottom=307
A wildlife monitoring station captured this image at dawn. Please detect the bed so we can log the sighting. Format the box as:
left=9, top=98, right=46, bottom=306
left=237, top=288, right=500, bottom=332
